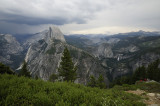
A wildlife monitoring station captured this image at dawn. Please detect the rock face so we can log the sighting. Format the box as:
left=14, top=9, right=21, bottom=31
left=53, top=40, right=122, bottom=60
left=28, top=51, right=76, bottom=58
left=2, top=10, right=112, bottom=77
left=131, top=53, right=160, bottom=72
left=20, top=26, right=65, bottom=50
left=106, top=38, right=120, bottom=44
left=93, top=43, right=113, bottom=58
left=65, top=34, right=160, bottom=81
left=0, top=34, right=23, bottom=69
left=25, top=26, right=109, bottom=85
left=44, top=26, right=66, bottom=43
left=23, top=30, right=48, bottom=48
left=118, top=45, right=139, bottom=53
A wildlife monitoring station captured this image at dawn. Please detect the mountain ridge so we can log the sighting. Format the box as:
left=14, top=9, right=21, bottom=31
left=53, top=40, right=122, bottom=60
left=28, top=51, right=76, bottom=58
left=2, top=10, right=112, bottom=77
left=24, top=26, right=109, bottom=85
left=0, top=34, right=24, bottom=69
left=1, top=28, right=160, bottom=84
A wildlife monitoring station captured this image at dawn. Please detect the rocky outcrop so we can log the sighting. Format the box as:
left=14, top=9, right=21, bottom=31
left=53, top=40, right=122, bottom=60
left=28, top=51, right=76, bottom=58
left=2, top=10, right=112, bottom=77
left=118, top=45, right=139, bottom=53
left=0, top=34, right=23, bottom=54
left=93, top=43, right=113, bottom=58
left=22, top=26, right=65, bottom=49
left=106, top=38, right=120, bottom=44
left=111, top=52, right=160, bottom=79
left=131, top=53, right=160, bottom=72
left=44, top=26, right=66, bottom=43
left=0, top=34, right=23, bottom=69
left=23, top=30, right=48, bottom=48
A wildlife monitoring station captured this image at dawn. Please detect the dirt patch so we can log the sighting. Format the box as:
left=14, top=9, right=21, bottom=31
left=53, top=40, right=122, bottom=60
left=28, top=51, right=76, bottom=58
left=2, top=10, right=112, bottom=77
left=126, top=89, right=160, bottom=106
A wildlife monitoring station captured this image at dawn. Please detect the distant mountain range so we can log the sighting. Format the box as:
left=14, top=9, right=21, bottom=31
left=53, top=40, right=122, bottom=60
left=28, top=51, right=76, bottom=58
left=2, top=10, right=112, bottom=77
left=0, top=28, right=160, bottom=85
left=65, top=32, right=160, bottom=80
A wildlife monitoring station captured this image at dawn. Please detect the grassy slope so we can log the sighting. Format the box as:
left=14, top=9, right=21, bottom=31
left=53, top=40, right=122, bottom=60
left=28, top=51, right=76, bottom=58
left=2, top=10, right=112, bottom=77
left=0, top=74, right=145, bottom=106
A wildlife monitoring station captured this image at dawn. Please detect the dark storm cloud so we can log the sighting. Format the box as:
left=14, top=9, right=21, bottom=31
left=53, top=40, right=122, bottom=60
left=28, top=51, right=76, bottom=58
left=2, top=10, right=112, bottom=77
left=0, top=0, right=106, bottom=25
left=0, top=21, right=51, bottom=34
left=0, top=12, right=86, bottom=25
left=0, top=0, right=160, bottom=34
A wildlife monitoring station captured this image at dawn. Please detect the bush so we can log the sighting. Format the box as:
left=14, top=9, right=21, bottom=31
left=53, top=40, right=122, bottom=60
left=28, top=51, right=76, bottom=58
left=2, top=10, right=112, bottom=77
left=0, top=63, right=14, bottom=74
left=0, top=74, right=145, bottom=106
left=49, top=73, right=58, bottom=82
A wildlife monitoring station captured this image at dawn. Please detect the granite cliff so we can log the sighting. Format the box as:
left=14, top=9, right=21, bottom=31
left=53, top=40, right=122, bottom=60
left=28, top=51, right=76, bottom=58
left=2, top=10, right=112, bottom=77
left=25, top=26, right=109, bottom=85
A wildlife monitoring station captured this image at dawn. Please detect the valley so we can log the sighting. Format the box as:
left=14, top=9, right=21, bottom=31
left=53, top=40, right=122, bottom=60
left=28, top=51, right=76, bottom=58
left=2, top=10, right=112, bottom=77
left=1, top=26, right=160, bottom=84
left=1, top=26, right=160, bottom=106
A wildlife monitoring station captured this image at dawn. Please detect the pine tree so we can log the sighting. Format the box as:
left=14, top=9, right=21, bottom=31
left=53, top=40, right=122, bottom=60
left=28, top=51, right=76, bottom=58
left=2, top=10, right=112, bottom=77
left=87, top=75, right=97, bottom=87
left=19, top=61, right=31, bottom=77
left=88, top=75, right=106, bottom=88
left=157, top=68, right=160, bottom=82
left=49, top=73, right=58, bottom=82
left=0, top=62, right=14, bottom=74
left=132, top=66, right=146, bottom=82
left=147, top=63, right=154, bottom=80
left=35, top=75, right=39, bottom=80
left=147, top=59, right=160, bottom=81
left=97, top=74, right=106, bottom=89
left=58, top=47, right=77, bottom=82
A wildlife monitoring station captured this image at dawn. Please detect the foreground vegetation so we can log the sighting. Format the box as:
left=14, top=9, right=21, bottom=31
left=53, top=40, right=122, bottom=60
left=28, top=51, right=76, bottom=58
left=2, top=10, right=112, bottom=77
left=0, top=74, right=145, bottom=106
left=0, top=62, right=14, bottom=75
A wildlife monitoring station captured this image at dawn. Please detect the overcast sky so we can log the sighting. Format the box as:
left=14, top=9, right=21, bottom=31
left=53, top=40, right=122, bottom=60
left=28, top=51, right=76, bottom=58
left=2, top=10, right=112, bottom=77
left=0, top=0, right=160, bottom=35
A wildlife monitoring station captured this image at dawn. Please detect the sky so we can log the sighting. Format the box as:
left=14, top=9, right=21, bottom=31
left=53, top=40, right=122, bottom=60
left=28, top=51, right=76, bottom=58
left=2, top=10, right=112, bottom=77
left=0, top=0, right=160, bottom=35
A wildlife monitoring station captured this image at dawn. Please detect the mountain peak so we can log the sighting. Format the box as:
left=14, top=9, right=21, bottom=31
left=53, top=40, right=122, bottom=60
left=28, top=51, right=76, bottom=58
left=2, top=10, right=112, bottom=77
left=45, top=26, right=66, bottom=43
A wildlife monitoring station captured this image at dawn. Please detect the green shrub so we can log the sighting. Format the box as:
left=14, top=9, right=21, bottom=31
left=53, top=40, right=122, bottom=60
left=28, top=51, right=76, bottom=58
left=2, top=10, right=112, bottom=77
left=0, top=74, right=145, bottom=106
left=0, top=63, right=14, bottom=74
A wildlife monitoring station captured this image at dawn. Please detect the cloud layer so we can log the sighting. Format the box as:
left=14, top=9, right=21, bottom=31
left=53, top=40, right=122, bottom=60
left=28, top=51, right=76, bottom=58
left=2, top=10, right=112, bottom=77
left=0, top=0, right=108, bottom=25
left=0, top=0, right=160, bottom=34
